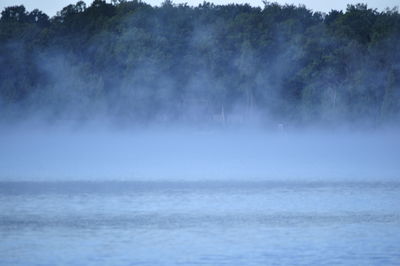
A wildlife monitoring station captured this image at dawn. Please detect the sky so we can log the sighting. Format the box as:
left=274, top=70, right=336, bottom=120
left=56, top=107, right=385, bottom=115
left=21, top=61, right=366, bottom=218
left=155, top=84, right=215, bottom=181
left=0, top=0, right=399, bottom=16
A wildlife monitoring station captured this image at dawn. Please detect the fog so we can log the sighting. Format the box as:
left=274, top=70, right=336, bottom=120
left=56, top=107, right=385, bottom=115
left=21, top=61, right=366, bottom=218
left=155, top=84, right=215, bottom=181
left=2, top=2, right=400, bottom=128
left=0, top=124, right=398, bottom=182
left=1, top=2, right=399, bottom=183
left=2, top=4, right=400, bottom=265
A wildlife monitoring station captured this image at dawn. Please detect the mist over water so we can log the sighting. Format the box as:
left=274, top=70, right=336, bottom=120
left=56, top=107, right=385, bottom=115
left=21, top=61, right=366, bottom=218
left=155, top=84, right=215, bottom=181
left=1, top=1, right=400, bottom=265
left=0, top=124, right=399, bottom=182
left=1, top=120, right=400, bottom=266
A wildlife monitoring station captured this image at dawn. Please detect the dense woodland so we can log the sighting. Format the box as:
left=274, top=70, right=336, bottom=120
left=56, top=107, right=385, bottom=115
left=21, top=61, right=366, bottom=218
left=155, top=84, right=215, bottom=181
left=0, top=0, right=399, bottom=127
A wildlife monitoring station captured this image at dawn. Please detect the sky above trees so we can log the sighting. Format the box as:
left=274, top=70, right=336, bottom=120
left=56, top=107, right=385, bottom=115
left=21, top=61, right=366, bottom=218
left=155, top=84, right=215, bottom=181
left=0, top=0, right=399, bottom=16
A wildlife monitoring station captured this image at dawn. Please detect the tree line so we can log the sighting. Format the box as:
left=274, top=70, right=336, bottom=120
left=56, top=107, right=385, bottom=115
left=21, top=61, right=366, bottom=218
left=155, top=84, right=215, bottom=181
left=0, top=0, right=399, bottom=127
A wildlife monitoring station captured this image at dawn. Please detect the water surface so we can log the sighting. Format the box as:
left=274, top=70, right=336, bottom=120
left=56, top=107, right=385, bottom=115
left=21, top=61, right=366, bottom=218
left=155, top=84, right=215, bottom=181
left=1, top=181, right=400, bottom=265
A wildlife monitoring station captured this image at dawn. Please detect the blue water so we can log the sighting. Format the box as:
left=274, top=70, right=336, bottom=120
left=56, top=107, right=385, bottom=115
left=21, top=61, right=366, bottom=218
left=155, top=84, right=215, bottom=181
left=1, top=181, right=400, bottom=265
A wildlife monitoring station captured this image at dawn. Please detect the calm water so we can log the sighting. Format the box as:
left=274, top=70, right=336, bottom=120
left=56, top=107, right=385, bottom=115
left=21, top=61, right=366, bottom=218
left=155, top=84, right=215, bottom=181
left=1, top=181, right=400, bottom=265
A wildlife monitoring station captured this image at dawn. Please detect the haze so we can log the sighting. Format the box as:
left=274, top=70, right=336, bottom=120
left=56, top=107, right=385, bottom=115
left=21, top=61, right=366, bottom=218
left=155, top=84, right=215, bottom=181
left=1, top=0, right=400, bottom=182
left=0, top=125, right=398, bottom=182
left=1, top=2, right=400, bottom=265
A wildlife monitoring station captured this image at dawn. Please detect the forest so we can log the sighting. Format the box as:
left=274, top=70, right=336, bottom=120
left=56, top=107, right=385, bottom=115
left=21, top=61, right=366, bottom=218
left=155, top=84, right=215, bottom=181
left=0, top=0, right=399, bottom=127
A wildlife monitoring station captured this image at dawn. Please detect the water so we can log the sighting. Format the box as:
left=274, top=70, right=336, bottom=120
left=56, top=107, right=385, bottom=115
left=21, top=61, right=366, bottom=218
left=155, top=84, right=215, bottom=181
left=1, top=181, right=400, bottom=265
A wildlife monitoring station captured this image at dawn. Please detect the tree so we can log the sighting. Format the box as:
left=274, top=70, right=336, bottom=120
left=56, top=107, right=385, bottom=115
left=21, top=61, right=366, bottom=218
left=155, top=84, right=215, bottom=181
left=1, top=5, right=28, bottom=22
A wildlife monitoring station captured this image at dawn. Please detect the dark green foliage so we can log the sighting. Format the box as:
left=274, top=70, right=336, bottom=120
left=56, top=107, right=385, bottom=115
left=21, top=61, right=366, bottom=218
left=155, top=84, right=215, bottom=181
left=0, top=1, right=399, bottom=126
